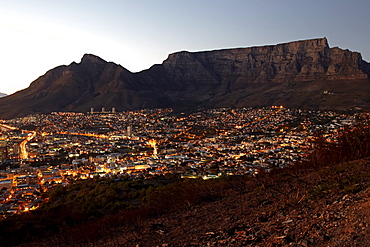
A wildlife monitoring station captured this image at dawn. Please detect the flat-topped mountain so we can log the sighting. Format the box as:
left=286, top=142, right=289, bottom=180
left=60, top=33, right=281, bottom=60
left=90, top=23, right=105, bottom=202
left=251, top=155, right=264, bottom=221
left=0, top=93, right=7, bottom=98
left=0, top=38, right=369, bottom=119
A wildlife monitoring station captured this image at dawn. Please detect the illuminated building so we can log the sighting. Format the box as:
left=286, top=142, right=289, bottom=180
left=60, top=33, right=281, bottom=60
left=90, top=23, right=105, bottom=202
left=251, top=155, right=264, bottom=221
left=0, top=179, right=12, bottom=190
left=0, top=146, right=8, bottom=162
left=15, top=175, right=39, bottom=186
left=127, top=126, right=132, bottom=137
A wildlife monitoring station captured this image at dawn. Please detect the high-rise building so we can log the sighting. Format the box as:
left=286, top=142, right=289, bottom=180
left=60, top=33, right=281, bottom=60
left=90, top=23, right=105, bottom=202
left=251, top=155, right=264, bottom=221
left=7, top=141, right=20, bottom=159
left=0, top=146, right=8, bottom=162
left=127, top=125, right=132, bottom=137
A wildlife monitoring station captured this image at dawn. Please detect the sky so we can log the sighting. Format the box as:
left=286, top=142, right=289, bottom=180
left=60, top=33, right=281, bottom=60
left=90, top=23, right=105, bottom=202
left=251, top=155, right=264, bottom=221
left=1, top=0, right=370, bottom=95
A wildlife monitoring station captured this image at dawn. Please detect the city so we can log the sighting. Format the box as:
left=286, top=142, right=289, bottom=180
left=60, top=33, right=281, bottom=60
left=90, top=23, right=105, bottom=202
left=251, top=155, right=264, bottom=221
left=0, top=106, right=361, bottom=218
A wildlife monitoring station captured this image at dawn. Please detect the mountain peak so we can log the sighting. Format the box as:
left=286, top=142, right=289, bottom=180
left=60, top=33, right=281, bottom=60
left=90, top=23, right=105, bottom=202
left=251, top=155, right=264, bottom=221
left=0, top=38, right=370, bottom=119
left=80, top=54, right=107, bottom=64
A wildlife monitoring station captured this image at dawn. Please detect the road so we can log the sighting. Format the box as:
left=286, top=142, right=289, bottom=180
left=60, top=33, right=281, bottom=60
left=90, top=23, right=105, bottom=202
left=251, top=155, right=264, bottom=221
left=19, top=131, right=36, bottom=159
left=0, top=124, right=17, bottom=131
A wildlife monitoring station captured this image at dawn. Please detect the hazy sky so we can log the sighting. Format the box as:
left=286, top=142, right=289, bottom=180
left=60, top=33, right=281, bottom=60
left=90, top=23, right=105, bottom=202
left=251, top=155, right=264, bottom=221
left=1, top=0, right=369, bottom=94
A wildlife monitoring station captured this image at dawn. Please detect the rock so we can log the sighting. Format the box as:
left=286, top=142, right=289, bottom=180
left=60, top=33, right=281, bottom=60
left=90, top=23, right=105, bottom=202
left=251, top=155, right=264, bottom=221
left=300, top=239, right=309, bottom=247
left=283, top=219, right=293, bottom=224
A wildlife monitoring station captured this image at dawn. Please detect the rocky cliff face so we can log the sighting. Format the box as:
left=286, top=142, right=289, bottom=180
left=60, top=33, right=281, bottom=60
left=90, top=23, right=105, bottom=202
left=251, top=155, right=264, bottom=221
left=161, top=38, right=368, bottom=85
left=0, top=38, right=369, bottom=119
left=150, top=38, right=370, bottom=110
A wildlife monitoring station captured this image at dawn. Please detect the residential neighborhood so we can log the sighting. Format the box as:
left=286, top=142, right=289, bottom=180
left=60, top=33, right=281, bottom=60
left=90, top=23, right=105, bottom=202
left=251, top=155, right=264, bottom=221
left=0, top=107, right=361, bottom=218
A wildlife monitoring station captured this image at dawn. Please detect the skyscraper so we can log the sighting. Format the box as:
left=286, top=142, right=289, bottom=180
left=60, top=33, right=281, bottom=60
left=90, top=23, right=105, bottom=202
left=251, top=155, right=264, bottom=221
left=127, top=126, right=132, bottom=137
left=0, top=145, right=8, bottom=162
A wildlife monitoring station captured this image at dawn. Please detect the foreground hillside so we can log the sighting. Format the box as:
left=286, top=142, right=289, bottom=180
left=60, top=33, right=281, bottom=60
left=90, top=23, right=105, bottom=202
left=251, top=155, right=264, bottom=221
left=14, top=157, right=370, bottom=247
left=124, top=159, right=370, bottom=247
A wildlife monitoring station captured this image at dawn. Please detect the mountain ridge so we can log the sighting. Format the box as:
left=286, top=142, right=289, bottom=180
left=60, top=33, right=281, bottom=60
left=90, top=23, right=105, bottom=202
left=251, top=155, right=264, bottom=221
left=1, top=38, right=370, bottom=119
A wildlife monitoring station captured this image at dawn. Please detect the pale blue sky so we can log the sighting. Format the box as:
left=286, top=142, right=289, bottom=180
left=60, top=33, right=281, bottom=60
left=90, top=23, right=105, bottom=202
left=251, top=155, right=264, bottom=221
left=1, top=0, right=369, bottom=94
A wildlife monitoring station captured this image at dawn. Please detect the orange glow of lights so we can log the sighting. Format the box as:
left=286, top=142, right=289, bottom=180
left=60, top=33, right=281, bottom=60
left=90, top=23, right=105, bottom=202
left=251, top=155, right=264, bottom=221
left=148, top=139, right=158, bottom=156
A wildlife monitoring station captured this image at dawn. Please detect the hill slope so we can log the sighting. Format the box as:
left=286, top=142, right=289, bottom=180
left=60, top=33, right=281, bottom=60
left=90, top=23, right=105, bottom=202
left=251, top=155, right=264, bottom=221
left=1, top=38, right=370, bottom=119
left=124, top=159, right=370, bottom=246
left=15, top=158, right=370, bottom=247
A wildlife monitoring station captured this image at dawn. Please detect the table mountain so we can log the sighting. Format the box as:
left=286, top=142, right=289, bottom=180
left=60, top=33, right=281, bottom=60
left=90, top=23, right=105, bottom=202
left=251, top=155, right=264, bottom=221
left=0, top=37, right=369, bottom=119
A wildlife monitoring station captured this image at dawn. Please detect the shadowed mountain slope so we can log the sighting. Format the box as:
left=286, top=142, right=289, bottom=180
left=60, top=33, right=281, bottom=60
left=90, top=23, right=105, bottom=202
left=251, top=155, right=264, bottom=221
left=1, top=38, right=370, bottom=119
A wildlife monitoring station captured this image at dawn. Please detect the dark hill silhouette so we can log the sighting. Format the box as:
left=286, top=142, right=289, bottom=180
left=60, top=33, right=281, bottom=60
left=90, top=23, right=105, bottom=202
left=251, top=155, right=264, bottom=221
left=1, top=38, right=370, bottom=119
